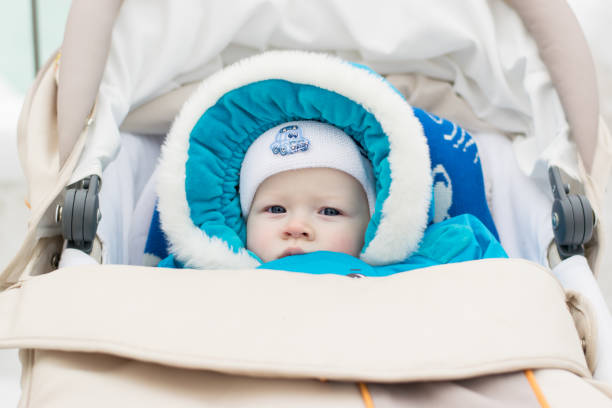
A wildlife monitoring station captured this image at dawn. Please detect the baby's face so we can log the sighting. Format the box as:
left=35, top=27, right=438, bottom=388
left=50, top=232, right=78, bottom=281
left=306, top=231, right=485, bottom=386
left=246, top=168, right=371, bottom=263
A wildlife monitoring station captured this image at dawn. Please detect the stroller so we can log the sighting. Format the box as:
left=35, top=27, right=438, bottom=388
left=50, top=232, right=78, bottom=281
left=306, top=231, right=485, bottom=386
left=2, top=0, right=612, bottom=406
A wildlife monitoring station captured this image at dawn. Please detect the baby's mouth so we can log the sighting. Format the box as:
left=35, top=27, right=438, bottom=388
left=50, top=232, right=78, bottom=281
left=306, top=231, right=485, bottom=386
left=278, top=247, right=305, bottom=259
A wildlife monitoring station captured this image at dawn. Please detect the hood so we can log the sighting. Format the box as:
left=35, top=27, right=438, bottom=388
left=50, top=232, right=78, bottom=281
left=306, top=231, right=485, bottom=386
left=157, top=50, right=494, bottom=269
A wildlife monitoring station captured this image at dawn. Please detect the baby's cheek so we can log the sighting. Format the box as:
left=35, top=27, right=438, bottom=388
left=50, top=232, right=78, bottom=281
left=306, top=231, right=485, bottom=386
left=246, top=219, right=269, bottom=254
left=328, top=229, right=364, bottom=257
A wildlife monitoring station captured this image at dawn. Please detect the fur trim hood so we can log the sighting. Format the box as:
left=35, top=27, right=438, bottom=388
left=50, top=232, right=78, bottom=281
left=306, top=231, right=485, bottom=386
left=156, top=50, right=496, bottom=269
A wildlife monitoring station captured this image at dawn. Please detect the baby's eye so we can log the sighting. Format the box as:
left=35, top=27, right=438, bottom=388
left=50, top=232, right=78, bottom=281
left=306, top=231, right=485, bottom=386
left=320, top=207, right=341, bottom=216
left=266, top=205, right=286, bottom=214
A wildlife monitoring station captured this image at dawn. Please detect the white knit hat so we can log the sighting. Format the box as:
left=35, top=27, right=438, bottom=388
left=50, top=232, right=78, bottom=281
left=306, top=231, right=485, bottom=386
left=240, top=121, right=376, bottom=216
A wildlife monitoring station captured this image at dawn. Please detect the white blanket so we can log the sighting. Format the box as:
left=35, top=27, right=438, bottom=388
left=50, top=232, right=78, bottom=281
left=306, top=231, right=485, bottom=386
left=72, top=0, right=574, bottom=186
left=474, top=131, right=553, bottom=265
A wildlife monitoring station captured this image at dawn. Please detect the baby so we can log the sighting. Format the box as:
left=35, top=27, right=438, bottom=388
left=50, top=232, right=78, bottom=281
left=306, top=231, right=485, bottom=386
left=239, top=121, right=375, bottom=263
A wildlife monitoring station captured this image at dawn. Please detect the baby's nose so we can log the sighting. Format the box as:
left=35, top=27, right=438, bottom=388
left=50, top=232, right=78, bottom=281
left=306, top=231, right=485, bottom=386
left=283, top=218, right=313, bottom=239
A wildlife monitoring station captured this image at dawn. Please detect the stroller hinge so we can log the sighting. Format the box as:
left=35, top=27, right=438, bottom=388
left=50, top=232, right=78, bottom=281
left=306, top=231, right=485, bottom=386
left=56, top=175, right=102, bottom=254
left=548, top=166, right=595, bottom=260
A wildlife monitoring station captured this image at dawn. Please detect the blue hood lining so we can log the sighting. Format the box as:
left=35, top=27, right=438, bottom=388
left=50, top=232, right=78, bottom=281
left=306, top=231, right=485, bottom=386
left=185, top=79, right=393, bottom=254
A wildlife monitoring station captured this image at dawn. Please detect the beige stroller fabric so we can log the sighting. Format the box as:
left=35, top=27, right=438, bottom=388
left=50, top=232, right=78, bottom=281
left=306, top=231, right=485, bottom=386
left=0, top=261, right=590, bottom=380
left=3, top=260, right=611, bottom=406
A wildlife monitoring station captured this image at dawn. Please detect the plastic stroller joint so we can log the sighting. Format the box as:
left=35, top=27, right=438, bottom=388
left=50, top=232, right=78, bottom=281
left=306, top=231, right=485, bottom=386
left=548, top=166, right=595, bottom=260
left=57, top=175, right=102, bottom=254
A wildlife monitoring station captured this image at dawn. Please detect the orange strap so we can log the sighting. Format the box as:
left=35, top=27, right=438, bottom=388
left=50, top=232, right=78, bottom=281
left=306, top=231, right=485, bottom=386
left=525, top=370, right=551, bottom=408
left=357, top=382, right=375, bottom=408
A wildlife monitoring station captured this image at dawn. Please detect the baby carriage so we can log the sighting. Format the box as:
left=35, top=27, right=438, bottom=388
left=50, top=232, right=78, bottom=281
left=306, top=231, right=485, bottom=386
left=2, top=0, right=612, bottom=406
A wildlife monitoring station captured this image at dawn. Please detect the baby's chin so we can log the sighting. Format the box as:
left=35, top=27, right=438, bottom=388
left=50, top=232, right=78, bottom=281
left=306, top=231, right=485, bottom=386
left=271, top=247, right=362, bottom=262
